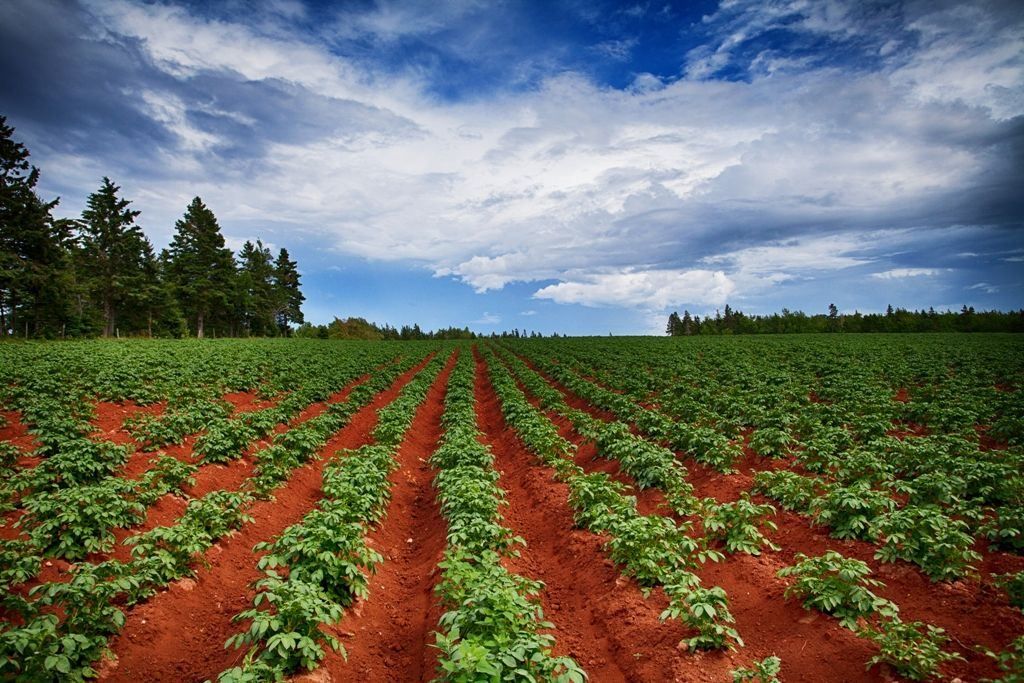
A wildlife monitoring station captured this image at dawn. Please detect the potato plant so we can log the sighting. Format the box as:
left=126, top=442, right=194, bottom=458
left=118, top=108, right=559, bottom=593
left=777, top=551, right=899, bottom=629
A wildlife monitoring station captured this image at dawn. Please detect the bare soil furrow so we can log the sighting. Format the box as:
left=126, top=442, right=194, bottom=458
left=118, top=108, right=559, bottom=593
left=322, top=352, right=457, bottom=682
left=100, top=357, right=432, bottom=683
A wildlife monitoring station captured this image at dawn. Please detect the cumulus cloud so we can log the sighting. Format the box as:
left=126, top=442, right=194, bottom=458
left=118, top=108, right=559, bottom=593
left=534, top=269, right=735, bottom=309
left=871, top=268, right=945, bottom=279
left=3, top=0, right=1022, bottom=317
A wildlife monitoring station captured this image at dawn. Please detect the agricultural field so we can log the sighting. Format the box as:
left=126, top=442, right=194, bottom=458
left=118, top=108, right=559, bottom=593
left=0, top=334, right=1022, bottom=682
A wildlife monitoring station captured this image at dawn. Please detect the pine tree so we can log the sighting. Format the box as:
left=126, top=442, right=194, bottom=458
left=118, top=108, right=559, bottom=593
left=165, top=197, right=235, bottom=338
left=681, top=310, right=693, bottom=335
left=0, top=116, right=70, bottom=337
left=827, top=303, right=840, bottom=333
left=78, top=177, right=152, bottom=337
left=666, top=311, right=682, bottom=336
left=272, top=247, right=304, bottom=334
left=238, top=240, right=276, bottom=336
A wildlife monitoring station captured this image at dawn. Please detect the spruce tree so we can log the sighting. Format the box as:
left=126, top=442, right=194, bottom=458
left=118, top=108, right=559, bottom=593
left=238, top=239, right=276, bottom=336
left=78, top=177, right=151, bottom=336
left=272, top=247, right=304, bottom=334
left=666, top=311, right=682, bottom=336
left=0, top=116, right=70, bottom=337
left=165, top=197, right=235, bottom=338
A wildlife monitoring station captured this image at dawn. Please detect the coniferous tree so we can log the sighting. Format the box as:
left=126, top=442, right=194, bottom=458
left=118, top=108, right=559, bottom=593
left=666, top=311, right=682, bottom=336
left=0, top=117, right=74, bottom=337
left=681, top=310, right=694, bottom=335
left=78, top=177, right=152, bottom=336
left=272, top=247, right=304, bottom=334
left=237, top=239, right=276, bottom=336
left=165, top=197, right=235, bottom=338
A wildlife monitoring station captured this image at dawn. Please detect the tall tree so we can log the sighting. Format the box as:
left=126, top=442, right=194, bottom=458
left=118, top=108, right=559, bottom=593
left=272, top=247, right=304, bottom=334
left=165, top=197, right=235, bottom=338
left=666, top=311, right=682, bottom=336
left=681, top=310, right=694, bottom=335
left=78, top=177, right=150, bottom=337
left=237, top=239, right=276, bottom=336
left=0, top=116, right=71, bottom=337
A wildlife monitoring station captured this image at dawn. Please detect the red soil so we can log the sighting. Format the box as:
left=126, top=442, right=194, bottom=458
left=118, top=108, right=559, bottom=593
left=221, top=390, right=274, bottom=415
left=99, top=357, right=433, bottom=683
left=0, top=410, right=40, bottom=455
left=101, top=372, right=379, bottom=562
left=322, top=352, right=457, bottom=682
left=499, top=351, right=886, bottom=681
left=90, top=401, right=163, bottom=446
left=476, top=348, right=685, bottom=681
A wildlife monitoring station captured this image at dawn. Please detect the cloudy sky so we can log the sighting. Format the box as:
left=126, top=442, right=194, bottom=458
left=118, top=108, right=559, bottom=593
left=2, top=0, right=1022, bottom=333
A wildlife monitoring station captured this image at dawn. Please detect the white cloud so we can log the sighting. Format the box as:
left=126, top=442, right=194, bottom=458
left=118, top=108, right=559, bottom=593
left=520, top=309, right=537, bottom=316
left=534, top=268, right=734, bottom=309
left=42, top=0, right=1021, bottom=314
left=871, top=268, right=945, bottom=280
left=967, top=282, right=1000, bottom=294
left=472, top=311, right=501, bottom=325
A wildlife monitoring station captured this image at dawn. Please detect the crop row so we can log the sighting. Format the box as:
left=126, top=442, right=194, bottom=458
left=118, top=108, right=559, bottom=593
left=0, top=350, right=431, bottom=681
left=215, top=351, right=449, bottom=682
left=481, top=345, right=744, bottom=653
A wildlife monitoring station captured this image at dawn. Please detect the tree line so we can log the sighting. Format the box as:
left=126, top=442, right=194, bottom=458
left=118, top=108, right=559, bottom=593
left=667, top=304, right=1024, bottom=336
left=0, top=116, right=303, bottom=338
left=295, top=317, right=477, bottom=340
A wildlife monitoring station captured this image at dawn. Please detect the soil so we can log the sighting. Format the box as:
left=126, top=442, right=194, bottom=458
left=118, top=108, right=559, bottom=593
left=320, top=352, right=457, bottom=682
left=504, top=347, right=1024, bottom=681
left=502, top=351, right=885, bottom=682
left=99, top=356, right=433, bottom=683
left=0, top=409, right=40, bottom=455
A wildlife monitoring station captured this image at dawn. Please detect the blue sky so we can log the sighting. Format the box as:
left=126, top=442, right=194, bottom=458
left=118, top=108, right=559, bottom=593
left=1, top=0, right=1022, bottom=334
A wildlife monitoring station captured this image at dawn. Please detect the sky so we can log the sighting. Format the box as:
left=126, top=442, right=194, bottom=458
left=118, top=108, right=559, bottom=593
left=1, top=0, right=1022, bottom=334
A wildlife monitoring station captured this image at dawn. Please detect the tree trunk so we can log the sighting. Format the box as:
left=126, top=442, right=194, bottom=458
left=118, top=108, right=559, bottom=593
left=103, top=297, right=113, bottom=337
left=148, top=310, right=153, bottom=338
left=197, top=311, right=204, bottom=339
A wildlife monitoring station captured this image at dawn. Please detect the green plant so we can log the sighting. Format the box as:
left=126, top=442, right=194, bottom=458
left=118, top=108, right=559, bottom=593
left=662, top=579, right=742, bottom=651
left=871, top=506, right=981, bottom=581
left=732, top=655, right=782, bottom=683
left=810, top=481, right=895, bottom=540
left=224, top=572, right=345, bottom=675
left=778, top=551, right=898, bottom=629
left=982, top=635, right=1024, bottom=683
left=860, top=617, right=963, bottom=681
left=749, top=427, right=793, bottom=458
left=994, top=571, right=1024, bottom=611
left=753, top=470, right=821, bottom=513
left=702, top=493, right=780, bottom=555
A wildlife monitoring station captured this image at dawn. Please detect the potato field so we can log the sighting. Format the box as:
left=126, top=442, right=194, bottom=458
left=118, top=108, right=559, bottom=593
left=0, top=335, right=1022, bottom=682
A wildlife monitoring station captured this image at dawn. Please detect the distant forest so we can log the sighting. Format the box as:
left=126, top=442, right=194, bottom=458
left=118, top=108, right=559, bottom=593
left=0, top=116, right=303, bottom=339
left=666, top=304, right=1024, bottom=335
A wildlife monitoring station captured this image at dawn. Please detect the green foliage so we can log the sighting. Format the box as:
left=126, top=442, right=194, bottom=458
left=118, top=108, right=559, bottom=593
left=431, top=353, right=586, bottom=680
left=810, top=481, right=895, bottom=540
left=701, top=493, right=780, bottom=555
left=778, top=551, right=898, bottom=629
left=982, top=635, right=1024, bottom=683
left=225, top=572, right=344, bottom=675
left=662, top=580, right=742, bottom=651
left=749, top=427, right=793, bottom=458
left=981, top=506, right=1024, bottom=553
left=731, top=655, right=782, bottom=683
left=871, top=506, right=981, bottom=581
left=19, top=479, right=145, bottom=559
left=860, top=618, right=963, bottom=681
left=753, top=470, right=821, bottom=512
left=995, top=571, right=1024, bottom=611
left=434, top=551, right=586, bottom=683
